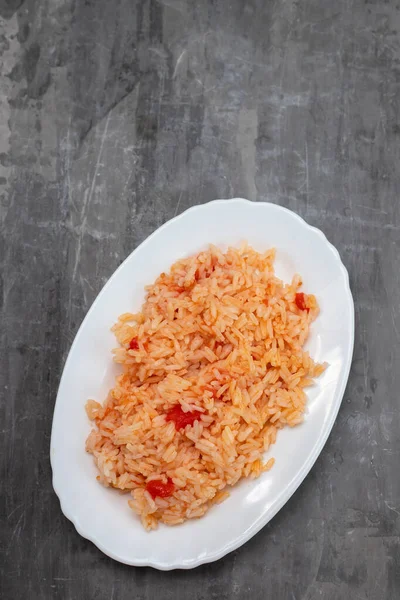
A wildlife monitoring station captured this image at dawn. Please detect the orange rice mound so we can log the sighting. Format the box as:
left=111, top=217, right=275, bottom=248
left=85, top=244, right=325, bottom=530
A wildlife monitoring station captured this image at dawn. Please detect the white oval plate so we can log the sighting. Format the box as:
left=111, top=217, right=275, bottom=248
left=51, top=199, right=354, bottom=570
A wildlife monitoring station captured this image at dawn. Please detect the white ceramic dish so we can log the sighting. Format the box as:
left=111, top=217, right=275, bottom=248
left=51, top=199, right=354, bottom=570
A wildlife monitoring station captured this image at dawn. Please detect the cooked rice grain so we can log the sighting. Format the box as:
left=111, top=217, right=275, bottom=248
left=85, top=244, right=326, bottom=530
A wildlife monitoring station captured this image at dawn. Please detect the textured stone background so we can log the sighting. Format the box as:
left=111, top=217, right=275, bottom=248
left=1, top=0, right=400, bottom=599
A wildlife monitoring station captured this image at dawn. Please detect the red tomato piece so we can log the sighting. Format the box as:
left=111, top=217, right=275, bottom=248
left=129, top=337, right=139, bottom=350
left=295, top=293, right=309, bottom=312
left=166, top=405, right=201, bottom=430
left=145, top=478, right=175, bottom=499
